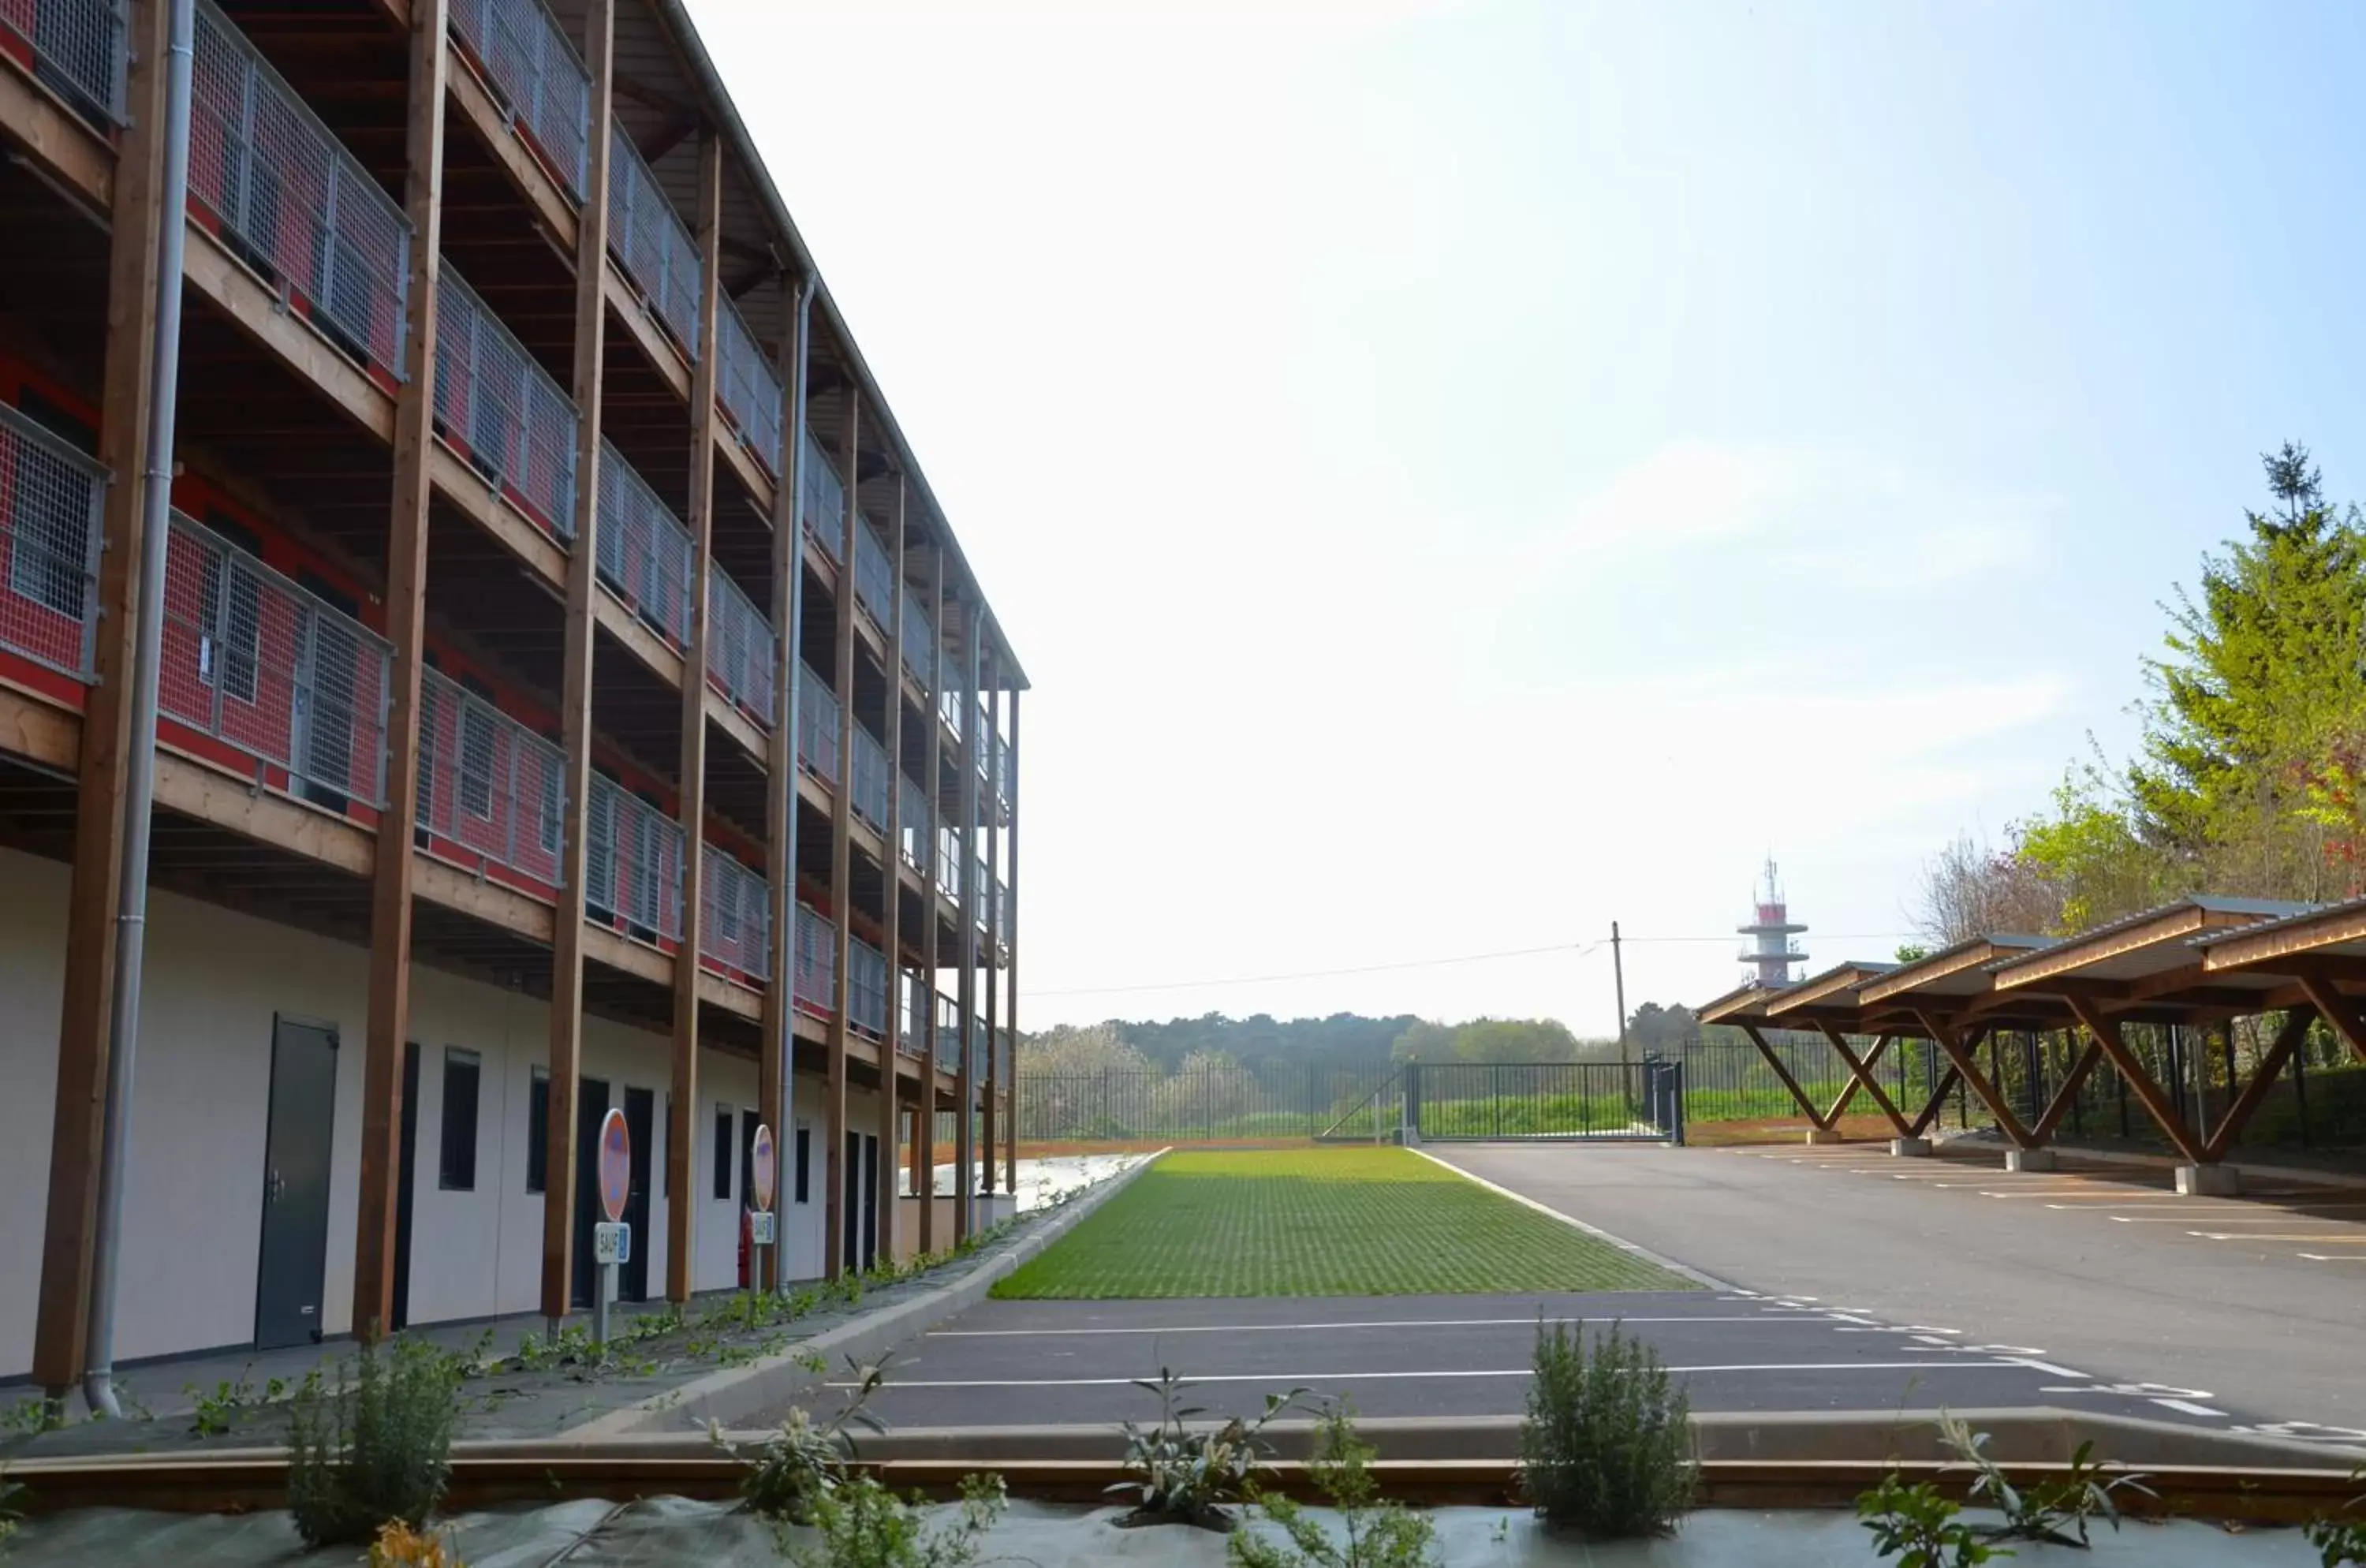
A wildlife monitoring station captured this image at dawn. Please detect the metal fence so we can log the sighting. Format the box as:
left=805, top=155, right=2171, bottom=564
left=584, top=772, right=683, bottom=943
left=1017, top=1060, right=1402, bottom=1147
left=1404, top=1061, right=1663, bottom=1141
left=435, top=263, right=577, bottom=539
left=848, top=934, right=888, bottom=1039
left=3, top=0, right=128, bottom=125
left=190, top=1, right=409, bottom=386
left=796, top=660, right=838, bottom=779
left=416, top=666, right=564, bottom=887
left=715, top=294, right=783, bottom=474
left=595, top=439, right=694, bottom=651
left=898, top=772, right=931, bottom=876
left=606, top=121, right=700, bottom=360
left=851, top=516, right=894, bottom=630
left=0, top=401, right=106, bottom=681
left=899, top=584, right=931, bottom=689
left=446, top=0, right=588, bottom=199
left=159, top=513, right=391, bottom=805
left=793, top=902, right=834, bottom=1018
left=699, top=843, right=769, bottom=981
left=850, top=722, right=890, bottom=832
left=704, top=563, right=774, bottom=726
left=799, top=427, right=842, bottom=562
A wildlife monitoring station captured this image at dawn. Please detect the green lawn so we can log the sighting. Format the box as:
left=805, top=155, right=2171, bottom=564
left=991, top=1148, right=1695, bottom=1298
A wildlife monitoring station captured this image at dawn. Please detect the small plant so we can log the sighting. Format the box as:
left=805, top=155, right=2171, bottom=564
left=2305, top=1465, right=2366, bottom=1566
left=0, top=1398, right=61, bottom=1443
left=783, top=1470, right=1005, bottom=1568
left=1517, top=1319, right=1694, bottom=1538
left=185, top=1365, right=287, bottom=1437
left=0, top=1470, right=22, bottom=1556
left=367, top=1518, right=465, bottom=1566
left=1938, top=1413, right=2148, bottom=1547
left=1230, top=1400, right=1437, bottom=1568
left=285, top=1336, right=462, bottom=1547
left=1858, top=1470, right=2000, bottom=1568
left=1110, top=1368, right=1306, bottom=1530
left=714, top=1357, right=890, bottom=1524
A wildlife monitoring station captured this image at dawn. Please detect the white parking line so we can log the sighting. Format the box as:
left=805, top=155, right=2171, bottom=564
left=932, top=1316, right=1790, bottom=1338
left=834, top=1361, right=2035, bottom=1391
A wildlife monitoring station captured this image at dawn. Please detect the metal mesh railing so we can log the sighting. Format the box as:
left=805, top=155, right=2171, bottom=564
left=898, top=584, right=931, bottom=689
left=2, top=0, right=128, bottom=125
left=800, top=427, right=843, bottom=561
left=584, top=772, right=684, bottom=943
left=938, top=827, right=961, bottom=903
left=939, top=682, right=963, bottom=741
left=935, top=995, right=961, bottom=1070
left=435, top=263, right=577, bottom=539
left=705, top=564, right=774, bottom=726
left=899, top=772, right=931, bottom=876
left=418, top=666, right=564, bottom=887
left=850, top=722, right=890, bottom=831
left=594, top=439, right=694, bottom=651
left=606, top=122, right=700, bottom=360
left=852, top=515, right=894, bottom=631
left=159, top=512, right=390, bottom=805
left=716, top=295, right=783, bottom=474
left=700, top=842, right=770, bottom=981
left=190, top=1, right=409, bottom=386
left=793, top=902, right=835, bottom=1018
left=796, top=661, right=838, bottom=779
left=848, top=934, right=888, bottom=1039
left=447, top=0, right=588, bottom=200
left=0, top=401, right=105, bottom=681
left=899, top=973, right=927, bottom=1057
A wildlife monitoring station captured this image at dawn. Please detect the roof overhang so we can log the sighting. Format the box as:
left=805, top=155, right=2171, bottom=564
left=1991, top=898, right=2312, bottom=992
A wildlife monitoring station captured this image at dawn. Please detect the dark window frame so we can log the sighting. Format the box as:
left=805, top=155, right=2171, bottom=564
left=525, top=1066, right=550, bottom=1193
left=438, top=1047, right=482, bottom=1192
left=711, top=1107, right=733, bottom=1200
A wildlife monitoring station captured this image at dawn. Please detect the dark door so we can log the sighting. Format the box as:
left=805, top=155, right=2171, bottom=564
left=255, top=1017, right=338, bottom=1349
left=570, top=1077, right=609, bottom=1309
left=842, top=1129, right=861, bottom=1273
left=621, top=1088, right=654, bottom=1301
left=390, top=1041, right=420, bottom=1331
left=860, top=1133, right=881, bottom=1272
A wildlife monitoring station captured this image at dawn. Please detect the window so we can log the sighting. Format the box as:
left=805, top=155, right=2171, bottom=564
left=712, top=1108, right=733, bottom=1200
left=438, top=1048, right=481, bottom=1191
left=525, top=1068, right=548, bottom=1193
left=457, top=701, right=497, bottom=819
left=794, top=1122, right=812, bottom=1204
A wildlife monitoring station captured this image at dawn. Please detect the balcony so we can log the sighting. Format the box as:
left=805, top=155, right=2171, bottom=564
left=595, top=439, right=694, bottom=651
left=799, top=427, right=842, bottom=562
left=849, top=722, right=890, bottom=833
left=447, top=0, right=589, bottom=200
left=606, top=121, right=700, bottom=361
left=898, top=584, right=931, bottom=690
left=704, top=565, right=775, bottom=727
left=795, top=661, right=837, bottom=780
left=159, top=513, right=392, bottom=808
left=793, top=901, right=834, bottom=1019
left=937, top=827, right=961, bottom=903
left=700, top=843, right=769, bottom=983
left=584, top=772, right=683, bottom=944
left=851, top=515, right=893, bottom=631
left=191, top=0, right=409, bottom=390
left=898, top=772, right=931, bottom=876
left=434, top=263, right=578, bottom=543
left=416, top=666, right=564, bottom=889
left=715, top=295, right=784, bottom=475
left=935, top=995, right=959, bottom=1070
left=847, top=934, right=887, bottom=1040
left=898, top=973, right=926, bottom=1057
left=0, top=401, right=105, bottom=681
left=938, top=681, right=963, bottom=741
left=2, top=0, right=127, bottom=126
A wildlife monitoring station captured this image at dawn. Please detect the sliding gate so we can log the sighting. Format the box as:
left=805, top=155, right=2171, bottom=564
left=1319, top=1059, right=1686, bottom=1144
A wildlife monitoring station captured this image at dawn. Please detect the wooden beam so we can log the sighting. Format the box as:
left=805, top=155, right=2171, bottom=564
left=2297, top=973, right=2366, bottom=1067
left=757, top=279, right=806, bottom=1292
left=0, top=685, right=80, bottom=770
left=0, top=47, right=113, bottom=211
left=2062, top=996, right=2207, bottom=1166
left=32, top=0, right=171, bottom=1397
left=2028, top=1039, right=2103, bottom=1145
left=1909, top=1013, right=2032, bottom=1147
left=2203, top=1008, right=2312, bottom=1163
left=877, top=476, right=906, bottom=1264
left=1906, top=1063, right=1961, bottom=1139
left=542, top=0, right=616, bottom=1327
left=824, top=392, right=860, bottom=1277
left=354, top=0, right=450, bottom=1346
left=669, top=129, right=723, bottom=1304
left=954, top=585, right=980, bottom=1240
left=916, top=543, right=945, bottom=1256
left=1734, top=1024, right=1830, bottom=1129
left=980, top=640, right=1001, bottom=1192
left=1815, top=1026, right=1908, bottom=1137
left=1003, top=684, right=1021, bottom=1191
left=444, top=54, right=576, bottom=252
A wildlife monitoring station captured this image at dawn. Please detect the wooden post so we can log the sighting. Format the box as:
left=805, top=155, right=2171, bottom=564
left=823, top=393, right=860, bottom=1277
left=916, top=543, right=945, bottom=1255
left=354, top=0, right=451, bottom=1344
left=980, top=641, right=1000, bottom=1195
left=954, top=595, right=980, bottom=1241
left=2063, top=998, right=2207, bottom=1165
left=876, top=476, right=906, bottom=1264
left=33, top=0, right=174, bottom=1394
left=759, top=279, right=808, bottom=1290
left=669, top=131, right=723, bottom=1303
left=540, top=0, right=616, bottom=1326
left=1004, top=685, right=1021, bottom=1191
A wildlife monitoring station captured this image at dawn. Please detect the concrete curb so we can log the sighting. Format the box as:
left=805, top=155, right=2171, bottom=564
left=1409, top=1145, right=1733, bottom=1290
left=567, top=1150, right=1166, bottom=1438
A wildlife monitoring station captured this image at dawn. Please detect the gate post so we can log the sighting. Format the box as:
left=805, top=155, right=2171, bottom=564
left=1403, top=1062, right=1422, bottom=1144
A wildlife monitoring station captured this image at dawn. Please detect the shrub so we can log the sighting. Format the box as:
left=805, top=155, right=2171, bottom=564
left=2306, top=1465, right=2366, bottom=1566
left=1517, top=1319, right=1694, bottom=1538
left=784, top=1471, right=1005, bottom=1568
left=1857, top=1470, right=1998, bottom=1568
left=1229, top=1400, right=1436, bottom=1568
left=1111, top=1368, right=1307, bottom=1530
left=715, top=1358, right=889, bottom=1525
left=367, top=1518, right=465, bottom=1567
left=285, top=1337, right=461, bottom=1547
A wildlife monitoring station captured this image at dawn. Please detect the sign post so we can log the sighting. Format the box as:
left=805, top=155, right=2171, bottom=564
left=748, top=1123, right=778, bottom=1267
left=592, top=1107, right=632, bottom=1346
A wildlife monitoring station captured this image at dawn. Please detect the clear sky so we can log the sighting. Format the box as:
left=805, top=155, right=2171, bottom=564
left=689, top=0, right=2366, bottom=1033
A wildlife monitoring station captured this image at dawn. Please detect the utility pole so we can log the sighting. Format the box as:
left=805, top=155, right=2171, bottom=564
left=1611, top=920, right=1629, bottom=1054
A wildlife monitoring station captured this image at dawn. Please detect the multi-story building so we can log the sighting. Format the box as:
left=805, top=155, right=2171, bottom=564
left=0, top=0, right=1022, bottom=1391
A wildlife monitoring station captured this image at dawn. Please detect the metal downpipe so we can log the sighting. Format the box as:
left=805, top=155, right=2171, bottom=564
left=84, top=0, right=197, bottom=1420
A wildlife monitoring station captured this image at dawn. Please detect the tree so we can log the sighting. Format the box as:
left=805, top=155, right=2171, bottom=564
left=1914, top=831, right=2062, bottom=943
left=1454, top=1017, right=1582, bottom=1063
left=1389, top=1020, right=1459, bottom=1062
left=1625, top=1002, right=1699, bottom=1052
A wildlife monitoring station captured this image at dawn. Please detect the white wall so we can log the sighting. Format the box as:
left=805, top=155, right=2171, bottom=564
left=0, top=846, right=809, bottom=1379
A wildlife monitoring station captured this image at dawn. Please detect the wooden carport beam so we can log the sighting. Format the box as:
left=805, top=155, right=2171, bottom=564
left=2203, top=1007, right=2314, bottom=1163
left=2296, top=974, right=2366, bottom=1066
left=1735, top=1025, right=1834, bottom=1130
left=1905, top=1063, right=1963, bottom=1139
left=1812, top=1026, right=1909, bottom=1136
left=1912, top=1010, right=2036, bottom=1148
left=2028, top=1039, right=2103, bottom=1146
left=2061, top=996, right=2207, bottom=1166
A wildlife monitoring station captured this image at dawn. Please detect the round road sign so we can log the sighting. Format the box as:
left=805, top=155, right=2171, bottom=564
left=750, top=1124, right=776, bottom=1212
left=597, top=1107, right=630, bottom=1223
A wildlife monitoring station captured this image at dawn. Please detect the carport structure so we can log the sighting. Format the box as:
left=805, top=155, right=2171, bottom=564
left=1697, top=895, right=2366, bottom=1192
